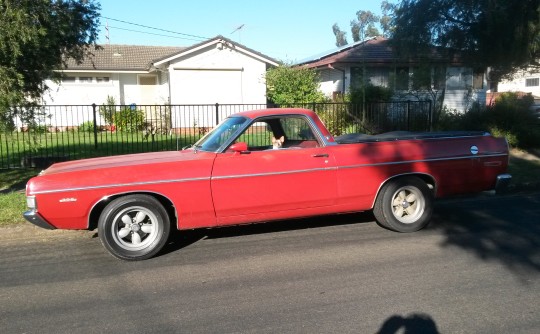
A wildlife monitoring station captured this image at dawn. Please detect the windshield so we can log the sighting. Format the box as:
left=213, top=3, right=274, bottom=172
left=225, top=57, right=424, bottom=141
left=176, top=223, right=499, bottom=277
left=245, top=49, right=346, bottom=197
left=192, top=116, right=249, bottom=152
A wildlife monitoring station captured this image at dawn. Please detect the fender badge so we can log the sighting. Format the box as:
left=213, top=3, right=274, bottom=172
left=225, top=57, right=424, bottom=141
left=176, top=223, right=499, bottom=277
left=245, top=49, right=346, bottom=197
left=470, top=145, right=479, bottom=155
left=59, top=198, right=77, bottom=203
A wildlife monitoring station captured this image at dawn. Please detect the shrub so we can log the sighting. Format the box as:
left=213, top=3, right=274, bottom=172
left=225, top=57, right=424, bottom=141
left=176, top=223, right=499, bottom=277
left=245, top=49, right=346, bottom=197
left=113, top=107, right=145, bottom=132
left=436, top=93, right=540, bottom=149
left=348, top=84, right=393, bottom=104
left=78, top=121, right=95, bottom=133
left=99, top=96, right=117, bottom=126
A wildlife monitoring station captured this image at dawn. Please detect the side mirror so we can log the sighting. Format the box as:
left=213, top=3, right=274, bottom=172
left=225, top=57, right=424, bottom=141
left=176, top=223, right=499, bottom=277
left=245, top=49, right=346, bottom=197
left=229, top=142, right=249, bottom=154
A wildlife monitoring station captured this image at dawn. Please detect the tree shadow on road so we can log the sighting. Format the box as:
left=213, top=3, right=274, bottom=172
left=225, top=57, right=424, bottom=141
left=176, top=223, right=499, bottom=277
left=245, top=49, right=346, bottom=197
left=430, top=193, right=540, bottom=279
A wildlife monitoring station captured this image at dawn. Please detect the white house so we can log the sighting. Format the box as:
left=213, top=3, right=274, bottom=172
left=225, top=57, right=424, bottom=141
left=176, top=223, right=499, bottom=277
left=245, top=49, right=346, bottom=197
left=43, top=36, right=279, bottom=106
left=295, top=37, right=487, bottom=112
left=496, top=69, right=540, bottom=103
left=36, top=36, right=278, bottom=129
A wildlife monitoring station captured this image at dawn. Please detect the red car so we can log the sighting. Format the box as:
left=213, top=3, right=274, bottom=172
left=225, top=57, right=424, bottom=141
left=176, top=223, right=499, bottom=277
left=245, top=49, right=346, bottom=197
left=24, top=108, right=511, bottom=260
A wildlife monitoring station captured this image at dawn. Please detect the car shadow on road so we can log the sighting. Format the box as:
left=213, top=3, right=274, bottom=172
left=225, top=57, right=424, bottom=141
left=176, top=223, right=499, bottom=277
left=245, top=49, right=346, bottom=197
left=158, top=211, right=376, bottom=257
left=430, top=194, right=540, bottom=279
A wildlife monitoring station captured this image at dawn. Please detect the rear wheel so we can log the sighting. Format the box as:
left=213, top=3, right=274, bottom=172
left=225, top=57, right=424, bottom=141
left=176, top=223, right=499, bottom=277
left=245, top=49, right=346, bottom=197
left=373, top=176, right=433, bottom=232
left=98, top=194, right=170, bottom=260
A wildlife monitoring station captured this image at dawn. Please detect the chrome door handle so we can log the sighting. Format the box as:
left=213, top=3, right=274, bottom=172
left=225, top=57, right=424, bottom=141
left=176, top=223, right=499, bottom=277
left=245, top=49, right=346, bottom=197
left=312, top=153, right=329, bottom=158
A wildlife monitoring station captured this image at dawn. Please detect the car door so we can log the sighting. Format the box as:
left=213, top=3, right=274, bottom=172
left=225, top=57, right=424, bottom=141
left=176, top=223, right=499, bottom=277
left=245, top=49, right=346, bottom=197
left=211, top=115, right=337, bottom=222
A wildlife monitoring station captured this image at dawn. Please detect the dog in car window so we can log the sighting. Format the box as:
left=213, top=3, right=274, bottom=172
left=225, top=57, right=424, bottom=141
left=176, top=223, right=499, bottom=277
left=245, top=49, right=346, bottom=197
left=272, top=136, right=284, bottom=149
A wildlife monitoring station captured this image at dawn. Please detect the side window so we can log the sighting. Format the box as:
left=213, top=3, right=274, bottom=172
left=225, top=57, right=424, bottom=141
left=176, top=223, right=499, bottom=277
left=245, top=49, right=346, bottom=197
left=279, top=117, right=319, bottom=148
left=280, top=117, right=316, bottom=141
left=236, top=121, right=273, bottom=149
left=232, top=116, right=320, bottom=151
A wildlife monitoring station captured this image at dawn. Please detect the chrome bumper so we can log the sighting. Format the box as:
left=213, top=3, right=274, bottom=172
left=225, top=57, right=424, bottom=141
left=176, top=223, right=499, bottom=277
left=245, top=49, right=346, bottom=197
left=23, top=210, right=56, bottom=230
left=495, top=173, right=512, bottom=194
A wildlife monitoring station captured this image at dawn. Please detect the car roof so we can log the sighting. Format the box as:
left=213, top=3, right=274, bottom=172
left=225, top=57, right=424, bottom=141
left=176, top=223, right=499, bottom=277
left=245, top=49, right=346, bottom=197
left=232, top=108, right=317, bottom=119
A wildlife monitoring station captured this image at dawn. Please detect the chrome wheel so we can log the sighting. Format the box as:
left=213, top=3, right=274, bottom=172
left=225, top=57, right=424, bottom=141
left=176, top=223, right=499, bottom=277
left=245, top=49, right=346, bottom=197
left=391, top=186, right=425, bottom=224
left=111, top=206, right=160, bottom=251
left=98, top=195, right=170, bottom=261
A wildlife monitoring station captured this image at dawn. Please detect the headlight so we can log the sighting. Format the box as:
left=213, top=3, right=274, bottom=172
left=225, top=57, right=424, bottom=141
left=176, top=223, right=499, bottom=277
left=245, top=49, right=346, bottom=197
left=26, top=196, right=37, bottom=211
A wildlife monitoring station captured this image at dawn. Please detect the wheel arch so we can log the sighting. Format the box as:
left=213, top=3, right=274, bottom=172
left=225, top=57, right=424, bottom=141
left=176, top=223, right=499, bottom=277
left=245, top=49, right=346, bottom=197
left=371, top=173, right=437, bottom=209
left=88, top=191, right=177, bottom=231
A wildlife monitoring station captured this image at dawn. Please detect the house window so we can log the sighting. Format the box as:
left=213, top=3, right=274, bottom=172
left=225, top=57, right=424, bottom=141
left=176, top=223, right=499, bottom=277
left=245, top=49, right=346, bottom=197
left=446, top=67, right=472, bottom=90
left=473, top=71, right=484, bottom=89
left=61, top=76, right=76, bottom=83
left=432, top=66, right=446, bottom=90
left=96, top=77, right=110, bottom=83
left=79, top=77, right=93, bottom=83
left=526, top=78, right=539, bottom=87
left=394, top=67, right=409, bottom=90
left=138, top=75, right=157, bottom=85
left=350, top=67, right=365, bottom=90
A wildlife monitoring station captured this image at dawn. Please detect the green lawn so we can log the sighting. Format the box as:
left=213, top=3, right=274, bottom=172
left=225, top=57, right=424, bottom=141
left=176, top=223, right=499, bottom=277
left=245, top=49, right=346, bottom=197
left=1, top=130, right=200, bottom=168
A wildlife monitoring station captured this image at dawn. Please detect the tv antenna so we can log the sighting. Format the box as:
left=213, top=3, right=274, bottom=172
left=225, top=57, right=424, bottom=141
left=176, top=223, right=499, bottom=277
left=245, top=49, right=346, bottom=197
left=231, top=24, right=245, bottom=42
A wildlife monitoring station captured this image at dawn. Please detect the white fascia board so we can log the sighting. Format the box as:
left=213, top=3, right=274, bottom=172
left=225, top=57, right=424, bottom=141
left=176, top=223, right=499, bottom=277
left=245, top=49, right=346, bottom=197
left=153, top=40, right=279, bottom=67
left=153, top=40, right=218, bottom=66
left=59, top=69, right=149, bottom=74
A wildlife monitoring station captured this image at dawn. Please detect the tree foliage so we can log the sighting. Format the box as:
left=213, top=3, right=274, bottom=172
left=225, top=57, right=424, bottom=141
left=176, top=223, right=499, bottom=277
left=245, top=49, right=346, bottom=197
left=333, top=2, right=394, bottom=47
left=0, top=0, right=101, bottom=118
left=390, top=0, right=540, bottom=80
left=350, top=10, right=380, bottom=42
left=265, top=66, right=327, bottom=105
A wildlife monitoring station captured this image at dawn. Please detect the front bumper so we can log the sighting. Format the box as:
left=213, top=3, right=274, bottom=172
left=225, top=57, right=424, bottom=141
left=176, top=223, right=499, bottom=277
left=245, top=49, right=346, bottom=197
left=495, top=173, right=512, bottom=194
left=23, top=210, right=56, bottom=230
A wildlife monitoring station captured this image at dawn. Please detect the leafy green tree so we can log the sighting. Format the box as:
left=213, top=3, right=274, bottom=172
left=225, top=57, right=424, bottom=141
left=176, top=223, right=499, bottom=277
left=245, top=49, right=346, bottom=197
left=332, top=23, right=348, bottom=47
left=390, top=0, right=540, bottom=80
left=350, top=10, right=380, bottom=42
left=0, top=0, right=101, bottom=124
left=265, top=66, right=327, bottom=105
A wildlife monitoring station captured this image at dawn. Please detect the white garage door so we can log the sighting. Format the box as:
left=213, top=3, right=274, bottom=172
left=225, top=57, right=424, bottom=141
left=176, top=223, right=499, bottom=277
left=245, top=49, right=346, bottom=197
left=173, top=69, right=243, bottom=104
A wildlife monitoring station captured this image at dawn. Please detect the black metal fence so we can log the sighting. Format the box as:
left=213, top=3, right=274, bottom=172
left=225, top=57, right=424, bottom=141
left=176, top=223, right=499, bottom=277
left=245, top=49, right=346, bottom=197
left=0, top=101, right=432, bottom=169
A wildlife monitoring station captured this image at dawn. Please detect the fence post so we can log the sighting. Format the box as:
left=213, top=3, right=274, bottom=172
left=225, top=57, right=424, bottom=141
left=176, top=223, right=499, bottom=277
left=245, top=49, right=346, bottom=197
left=428, top=100, right=433, bottom=131
left=406, top=100, right=411, bottom=131
left=215, top=103, right=219, bottom=126
left=92, top=103, right=98, bottom=149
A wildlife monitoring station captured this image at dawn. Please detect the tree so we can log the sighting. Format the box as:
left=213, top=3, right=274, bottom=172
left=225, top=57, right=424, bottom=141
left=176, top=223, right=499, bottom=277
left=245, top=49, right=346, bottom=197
left=332, top=23, right=348, bottom=47
left=333, top=4, right=394, bottom=46
left=379, top=1, right=395, bottom=37
left=265, top=66, right=327, bottom=105
left=350, top=10, right=380, bottom=42
left=0, top=0, right=101, bottom=125
left=390, top=0, right=540, bottom=80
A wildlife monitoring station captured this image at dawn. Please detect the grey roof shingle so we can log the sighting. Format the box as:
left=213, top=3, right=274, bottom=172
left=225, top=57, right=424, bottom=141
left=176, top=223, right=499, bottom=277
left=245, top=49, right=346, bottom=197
left=297, top=37, right=456, bottom=68
left=64, top=44, right=185, bottom=71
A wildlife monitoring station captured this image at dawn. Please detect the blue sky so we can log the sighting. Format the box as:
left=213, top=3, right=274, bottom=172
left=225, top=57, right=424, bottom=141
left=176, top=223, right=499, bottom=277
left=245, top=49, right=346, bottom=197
left=97, top=0, right=384, bottom=62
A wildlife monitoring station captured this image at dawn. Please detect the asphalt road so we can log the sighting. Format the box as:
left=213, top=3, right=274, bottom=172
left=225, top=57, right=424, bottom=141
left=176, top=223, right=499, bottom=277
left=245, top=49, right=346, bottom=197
left=1, top=192, right=539, bottom=334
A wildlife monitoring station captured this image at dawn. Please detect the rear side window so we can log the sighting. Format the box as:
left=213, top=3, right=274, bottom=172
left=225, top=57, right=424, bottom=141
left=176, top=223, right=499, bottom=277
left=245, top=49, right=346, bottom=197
left=280, top=117, right=317, bottom=140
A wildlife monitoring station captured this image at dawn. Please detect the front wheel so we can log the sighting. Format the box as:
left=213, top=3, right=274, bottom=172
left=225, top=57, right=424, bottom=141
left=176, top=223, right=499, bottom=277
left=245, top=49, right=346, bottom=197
left=373, top=176, right=433, bottom=232
left=98, top=194, right=170, bottom=260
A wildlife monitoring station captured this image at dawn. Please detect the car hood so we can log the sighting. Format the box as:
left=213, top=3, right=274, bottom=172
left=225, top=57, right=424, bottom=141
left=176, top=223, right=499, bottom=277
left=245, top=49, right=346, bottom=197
left=27, top=150, right=217, bottom=195
left=41, top=150, right=205, bottom=175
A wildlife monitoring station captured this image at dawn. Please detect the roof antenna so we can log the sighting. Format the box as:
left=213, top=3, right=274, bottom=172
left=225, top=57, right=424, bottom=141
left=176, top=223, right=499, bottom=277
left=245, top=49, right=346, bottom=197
left=230, top=24, right=245, bottom=43
left=106, top=20, right=110, bottom=45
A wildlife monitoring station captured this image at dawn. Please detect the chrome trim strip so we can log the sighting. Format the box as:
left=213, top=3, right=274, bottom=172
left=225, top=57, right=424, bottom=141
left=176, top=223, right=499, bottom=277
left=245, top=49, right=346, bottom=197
left=212, top=167, right=338, bottom=180
left=31, top=176, right=210, bottom=195
left=31, top=153, right=508, bottom=195
left=337, top=153, right=508, bottom=170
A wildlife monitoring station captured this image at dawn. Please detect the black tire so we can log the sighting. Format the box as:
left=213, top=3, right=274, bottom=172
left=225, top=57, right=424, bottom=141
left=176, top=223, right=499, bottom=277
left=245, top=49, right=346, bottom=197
left=373, top=176, right=433, bottom=233
left=98, top=194, right=170, bottom=261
